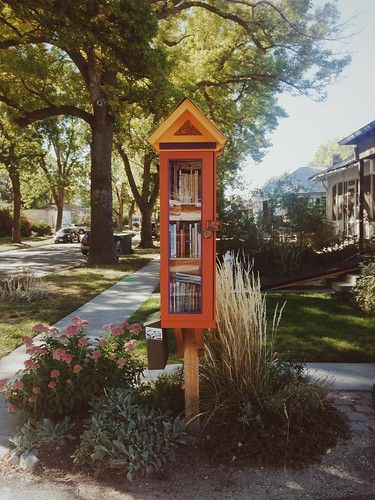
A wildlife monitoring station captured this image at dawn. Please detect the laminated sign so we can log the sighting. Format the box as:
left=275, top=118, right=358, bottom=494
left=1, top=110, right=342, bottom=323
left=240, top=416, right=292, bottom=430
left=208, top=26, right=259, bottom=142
left=145, top=326, right=163, bottom=341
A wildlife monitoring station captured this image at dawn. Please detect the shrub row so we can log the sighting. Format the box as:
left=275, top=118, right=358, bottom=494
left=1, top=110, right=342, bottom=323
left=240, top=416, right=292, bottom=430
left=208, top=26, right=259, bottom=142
left=0, top=208, right=52, bottom=237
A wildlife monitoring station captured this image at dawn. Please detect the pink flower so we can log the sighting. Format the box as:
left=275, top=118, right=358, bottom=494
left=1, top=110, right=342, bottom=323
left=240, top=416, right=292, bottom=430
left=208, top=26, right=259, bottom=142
left=125, top=339, right=137, bottom=351
left=62, top=353, right=73, bottom=364
left=23, top=337, right=33, bottom=346
left=28, top=396, right=36, bottom=404
left=78, top=338, right=88, bottom=347
left=84, top=357, right=90, bottom=364
left=116, top=357, right=127, bottom=368
left=73, top=364, right=83, bottom=374
left=52, top=348, right=66, bottom=361
left=92, top=350, right=101, bottom=360
left=7, top=404, right=16, bottom=414
left=31, top=323, right=48, bottom=333
left=129, top=323, right=142, bottom=334
left=110, top=326, right=123, bottom=337
left=121, top=321, right=129, bottom=329
left=64, top=324, right=79, bottom=337
left=103, top=323, right=115, bottom=331
left=32, top=386, right=40, bottom=394
left=72, top=316, right=89, bottom=327
left=98, top=339, right=107, bottom=347
left=12, top=380, right=23, bottom=391
left=48, top=381, right=57, bottom=389
left=50, top=369, right=60, bottom=378
left=67, top=378, right=72, bottom=385
left=0, top=378, right=9, bottom=389
left=24, top=360, right=39, bottom=370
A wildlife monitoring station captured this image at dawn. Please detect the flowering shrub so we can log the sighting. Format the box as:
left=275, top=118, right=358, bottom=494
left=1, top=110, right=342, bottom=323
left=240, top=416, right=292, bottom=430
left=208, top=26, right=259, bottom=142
left=0, top=318, right=144, bottom=420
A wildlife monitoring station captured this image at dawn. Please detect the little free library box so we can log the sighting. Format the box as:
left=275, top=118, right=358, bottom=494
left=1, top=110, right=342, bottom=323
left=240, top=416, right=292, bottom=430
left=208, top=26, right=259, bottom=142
left=148, top=98, right=226, bottom=426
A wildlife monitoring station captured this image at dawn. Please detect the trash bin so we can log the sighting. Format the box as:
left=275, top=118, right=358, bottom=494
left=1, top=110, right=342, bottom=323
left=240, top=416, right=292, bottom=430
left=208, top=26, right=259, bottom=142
left=118, top=234, right=133, bottom=255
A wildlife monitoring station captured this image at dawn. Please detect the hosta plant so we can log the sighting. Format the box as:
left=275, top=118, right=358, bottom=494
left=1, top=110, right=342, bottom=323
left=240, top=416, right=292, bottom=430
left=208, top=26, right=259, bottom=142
left=0, top=318, right=144, bottom=420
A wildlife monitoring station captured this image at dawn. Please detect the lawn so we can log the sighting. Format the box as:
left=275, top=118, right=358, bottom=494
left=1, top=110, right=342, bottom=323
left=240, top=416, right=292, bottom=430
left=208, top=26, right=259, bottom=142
left=0, top=251, right=153, bottom=358
left=0, top=235, right=54, bottom=252
left=129, top=290, right=375, bottom=364
left=267, top=292, right=375, bottom=362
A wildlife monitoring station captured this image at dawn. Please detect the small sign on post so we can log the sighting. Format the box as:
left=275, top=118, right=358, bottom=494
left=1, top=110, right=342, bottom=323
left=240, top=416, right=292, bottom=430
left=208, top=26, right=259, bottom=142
left=148, top=98, right=226, bottom=427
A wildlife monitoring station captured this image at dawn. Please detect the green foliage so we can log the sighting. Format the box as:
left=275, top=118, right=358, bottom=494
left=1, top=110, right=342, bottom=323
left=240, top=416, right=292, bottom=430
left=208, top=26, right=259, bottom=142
left=0, top=207, right=11, bottom=236
left=0, top=208, right=33, bottom=237
left=31, top=222, right=52, bottom=236
left=2, top=319, right=144, bottom=420
left=10, top=417, right=76, bottom=455
left=20, top=214, right=32, bottom=237
left=309, top=137, right=354, bottom=167
left=138, top=370, right=184, bottom=418
left=73, top=388, right=187, bottom=480
left=355, top=263, right=375, bottom=315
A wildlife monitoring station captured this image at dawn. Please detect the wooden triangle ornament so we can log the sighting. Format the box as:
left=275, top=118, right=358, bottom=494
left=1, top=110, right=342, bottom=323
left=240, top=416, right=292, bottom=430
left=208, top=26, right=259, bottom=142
left=174, top=120, right=202, bottom=136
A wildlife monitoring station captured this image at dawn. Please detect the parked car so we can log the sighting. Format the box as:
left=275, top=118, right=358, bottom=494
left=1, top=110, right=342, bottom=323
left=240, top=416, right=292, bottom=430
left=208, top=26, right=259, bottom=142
left=54, top=227, right=79, bottom=244
left=80, top=231, right=123, bottom=255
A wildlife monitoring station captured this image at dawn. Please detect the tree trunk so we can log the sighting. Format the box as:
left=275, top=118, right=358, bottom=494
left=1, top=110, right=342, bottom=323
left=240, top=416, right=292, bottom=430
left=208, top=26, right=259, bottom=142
left=139, top=203, right=154, bottom=248
left=89, top=104, right=116, bottom=265
left=117, top=202, right=123, bottom=232
left=9, top=168, right=21, bottom=244
left=55, top=189, right=64, bottom=232
left=128, top=199, right=135, bottom=230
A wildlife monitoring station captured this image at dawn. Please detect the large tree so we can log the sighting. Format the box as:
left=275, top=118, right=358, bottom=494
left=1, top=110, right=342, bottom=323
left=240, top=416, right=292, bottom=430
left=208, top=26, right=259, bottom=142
left=0, top=1, right=166, bottom=263
left=0, top=110, right=41, bottom=242
left=0, top=1, right=350, bottom=253
left=37, top=117, right=89, bottom=231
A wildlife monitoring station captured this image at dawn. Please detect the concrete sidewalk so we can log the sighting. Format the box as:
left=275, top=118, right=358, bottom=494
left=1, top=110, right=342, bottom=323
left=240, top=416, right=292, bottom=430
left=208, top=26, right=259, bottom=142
left=305, top=362, right=375, bottom=391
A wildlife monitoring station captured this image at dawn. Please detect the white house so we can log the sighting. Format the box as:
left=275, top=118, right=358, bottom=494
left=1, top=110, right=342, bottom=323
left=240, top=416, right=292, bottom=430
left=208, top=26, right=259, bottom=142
left=311, top=120, right=375, bottom=246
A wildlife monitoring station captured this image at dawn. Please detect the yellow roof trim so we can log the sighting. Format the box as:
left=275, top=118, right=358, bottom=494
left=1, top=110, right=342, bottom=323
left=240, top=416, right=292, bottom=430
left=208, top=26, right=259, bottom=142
left=148, top=97, right=226, bottom=153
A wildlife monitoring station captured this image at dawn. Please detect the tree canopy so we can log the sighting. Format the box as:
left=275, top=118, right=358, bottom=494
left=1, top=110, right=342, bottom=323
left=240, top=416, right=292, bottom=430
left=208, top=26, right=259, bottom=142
left=0, top=0, right=351, bottom=257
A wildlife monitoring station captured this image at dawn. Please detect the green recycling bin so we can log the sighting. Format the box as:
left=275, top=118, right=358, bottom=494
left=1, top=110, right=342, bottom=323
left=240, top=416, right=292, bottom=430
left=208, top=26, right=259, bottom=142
left=119, top=234, right=133, bottom=255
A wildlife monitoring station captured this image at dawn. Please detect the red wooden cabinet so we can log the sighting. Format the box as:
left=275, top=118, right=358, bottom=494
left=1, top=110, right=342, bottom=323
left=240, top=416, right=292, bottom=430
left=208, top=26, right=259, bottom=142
left=149, top=98, right=226, bottom=330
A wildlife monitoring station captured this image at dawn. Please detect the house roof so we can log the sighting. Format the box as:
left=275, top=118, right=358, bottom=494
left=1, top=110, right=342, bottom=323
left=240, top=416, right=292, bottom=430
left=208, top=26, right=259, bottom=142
left=310, top=154, right=357, bottom=181
left=339, top=119, right=375, bottom=145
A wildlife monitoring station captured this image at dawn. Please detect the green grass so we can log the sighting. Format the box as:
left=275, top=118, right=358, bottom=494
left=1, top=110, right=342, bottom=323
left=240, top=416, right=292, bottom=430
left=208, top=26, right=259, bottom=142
left=267, top=292, right=375, bottom=362
left=127, top=294, right=181, bottom=365
left=0, top=252, right=153, bottom=358
left=0, top=235, right=54, bottom=252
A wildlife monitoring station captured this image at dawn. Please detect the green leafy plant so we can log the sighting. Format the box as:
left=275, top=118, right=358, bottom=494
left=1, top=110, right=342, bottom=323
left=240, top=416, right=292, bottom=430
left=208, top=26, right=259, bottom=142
left=10, top=416, right=76, bottom=455
left=73, top=388, right=187, bottom=480
left=1, top=319, right=144, bottom=420
left=355, top=263, right=375, bottom=315
left=31, top=223, right=52, bottom=236
left=138, top=370, right=184, bottom=418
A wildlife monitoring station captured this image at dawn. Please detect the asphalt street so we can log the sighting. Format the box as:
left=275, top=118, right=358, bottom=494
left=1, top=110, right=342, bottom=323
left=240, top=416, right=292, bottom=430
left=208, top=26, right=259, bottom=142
left=0, top=243, right=86, bottom=278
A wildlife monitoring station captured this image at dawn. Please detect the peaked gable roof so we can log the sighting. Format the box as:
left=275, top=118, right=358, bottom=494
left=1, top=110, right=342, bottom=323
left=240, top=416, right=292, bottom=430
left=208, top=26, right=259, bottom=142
left=148, top=97, right=226, bottom=154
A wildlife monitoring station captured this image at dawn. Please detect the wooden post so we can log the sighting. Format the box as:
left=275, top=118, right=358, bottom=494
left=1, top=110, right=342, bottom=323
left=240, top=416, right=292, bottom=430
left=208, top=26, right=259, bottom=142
left=183, top=328, right=200, bottom=430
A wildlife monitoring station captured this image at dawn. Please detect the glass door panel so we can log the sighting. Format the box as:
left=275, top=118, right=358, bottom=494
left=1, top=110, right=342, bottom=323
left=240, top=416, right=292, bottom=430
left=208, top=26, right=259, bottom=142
left=168, top=159, right=202, bottom=313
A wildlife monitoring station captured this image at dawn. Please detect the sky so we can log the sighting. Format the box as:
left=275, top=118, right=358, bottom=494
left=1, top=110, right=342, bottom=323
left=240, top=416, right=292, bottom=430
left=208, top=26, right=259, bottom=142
left=242, top=0, right=375, bottom=189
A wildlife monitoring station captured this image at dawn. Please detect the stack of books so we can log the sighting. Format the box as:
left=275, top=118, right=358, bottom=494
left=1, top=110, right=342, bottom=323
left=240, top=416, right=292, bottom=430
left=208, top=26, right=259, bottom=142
left=170, top=165, right=201, bottom=205
left=169, top=222, right=201, bottom=258
left=170, top=274, right=202, bottom=313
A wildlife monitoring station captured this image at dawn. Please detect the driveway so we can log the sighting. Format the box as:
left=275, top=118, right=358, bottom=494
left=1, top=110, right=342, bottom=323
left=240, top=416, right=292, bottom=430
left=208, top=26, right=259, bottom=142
left=0, top=243, right=86, bottom=278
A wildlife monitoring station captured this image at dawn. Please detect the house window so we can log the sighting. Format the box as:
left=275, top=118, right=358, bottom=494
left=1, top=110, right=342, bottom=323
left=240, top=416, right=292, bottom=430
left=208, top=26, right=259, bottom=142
left=332, top=184, right=337, bottom=221
left=338, top=182, right=343, bottom=220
